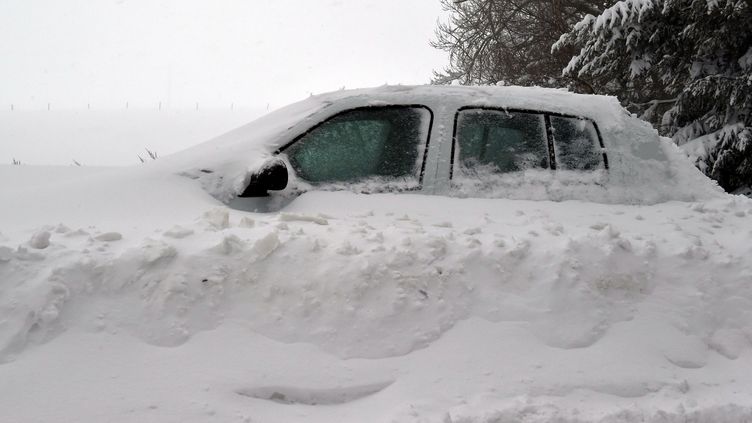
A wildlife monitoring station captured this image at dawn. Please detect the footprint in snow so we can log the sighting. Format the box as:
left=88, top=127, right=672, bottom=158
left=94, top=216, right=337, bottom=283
left=236, top=381, right=393, bottom=406
left=94, top=232, right=123, bottom=242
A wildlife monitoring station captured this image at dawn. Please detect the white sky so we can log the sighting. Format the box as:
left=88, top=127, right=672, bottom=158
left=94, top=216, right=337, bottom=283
left=0, top=0, right=448, bottom=110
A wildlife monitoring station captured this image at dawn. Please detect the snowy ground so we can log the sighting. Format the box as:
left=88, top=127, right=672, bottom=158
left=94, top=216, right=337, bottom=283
left=0, top=109, right=263, bottom=166
left=1, top=160, right=752, bottom=422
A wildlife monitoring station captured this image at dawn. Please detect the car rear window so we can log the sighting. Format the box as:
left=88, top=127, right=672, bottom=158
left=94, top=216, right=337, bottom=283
left=550, top=116, right=605, bottom=171
left=455, top=110, right=550, bottom=174
left=452, top=108, right=606, bottom=179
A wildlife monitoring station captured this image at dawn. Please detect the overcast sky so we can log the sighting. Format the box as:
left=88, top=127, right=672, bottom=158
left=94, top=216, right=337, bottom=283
left=0, top=0, right=448, bottom=110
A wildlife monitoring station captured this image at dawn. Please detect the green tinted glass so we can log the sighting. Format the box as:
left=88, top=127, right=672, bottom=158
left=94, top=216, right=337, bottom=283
left=285, top=107, right=428, bottom=183
left=456, top=110, right=548, bottom=173
left=550, top=116, right=604, bottom=170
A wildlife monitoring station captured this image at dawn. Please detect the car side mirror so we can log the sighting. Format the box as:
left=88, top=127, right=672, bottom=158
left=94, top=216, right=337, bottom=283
left=238, top=158, right=289, bottom=197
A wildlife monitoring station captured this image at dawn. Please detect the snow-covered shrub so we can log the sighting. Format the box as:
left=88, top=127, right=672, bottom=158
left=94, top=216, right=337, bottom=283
left=554, top=0, right=752, bottom=192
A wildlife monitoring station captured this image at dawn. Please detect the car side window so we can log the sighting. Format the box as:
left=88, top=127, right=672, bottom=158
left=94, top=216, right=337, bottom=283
left=455, top=110, right=549, bottom=175
left=282, top=106, right=431, bottom=185
left=452, top=108, right=607, bottom=181
left=550, top=116, right=604, bottom=170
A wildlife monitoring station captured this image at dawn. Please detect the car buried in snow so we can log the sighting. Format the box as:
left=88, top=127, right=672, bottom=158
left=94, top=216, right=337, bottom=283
left=170, top=85, right=720, bottom=208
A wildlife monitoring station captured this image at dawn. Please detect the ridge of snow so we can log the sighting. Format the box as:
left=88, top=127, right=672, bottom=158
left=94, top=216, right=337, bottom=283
left=1, top=186, right=752, bottom=421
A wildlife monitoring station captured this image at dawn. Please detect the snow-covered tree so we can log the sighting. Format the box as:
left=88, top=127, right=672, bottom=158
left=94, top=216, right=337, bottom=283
left=432, top=0, right=609, bottom=89
left=554, top=0, right=752, bottom=192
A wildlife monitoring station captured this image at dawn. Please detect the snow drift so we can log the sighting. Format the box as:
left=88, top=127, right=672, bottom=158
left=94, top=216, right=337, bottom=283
left=1, top=179, right=752, bottom=422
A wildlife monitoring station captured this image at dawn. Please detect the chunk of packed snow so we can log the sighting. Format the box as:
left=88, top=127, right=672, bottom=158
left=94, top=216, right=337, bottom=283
left=28, top=230, right=51, bottom=249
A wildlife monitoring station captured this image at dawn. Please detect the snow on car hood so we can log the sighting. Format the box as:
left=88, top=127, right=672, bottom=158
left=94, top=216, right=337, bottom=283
left=156, top=85, right=724, bottom=204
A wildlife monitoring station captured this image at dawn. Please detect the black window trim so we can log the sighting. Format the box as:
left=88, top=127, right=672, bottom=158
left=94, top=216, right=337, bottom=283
left=449, top=106, right=608, bottom=179
left=274, top=104, right=435, bottom=187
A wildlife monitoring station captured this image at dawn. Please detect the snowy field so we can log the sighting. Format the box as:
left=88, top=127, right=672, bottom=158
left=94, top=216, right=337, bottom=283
left=0, top=109, right=264, bottom=167
left=2, top=97, right=752, bottom=422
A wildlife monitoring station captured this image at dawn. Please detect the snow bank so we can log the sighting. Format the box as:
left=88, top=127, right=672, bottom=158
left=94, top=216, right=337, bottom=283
left=1, top=180, right=751, bottom=421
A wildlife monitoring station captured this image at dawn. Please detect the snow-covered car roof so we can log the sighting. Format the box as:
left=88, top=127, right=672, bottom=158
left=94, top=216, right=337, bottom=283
left=160, top=85, right=722, bottom=204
